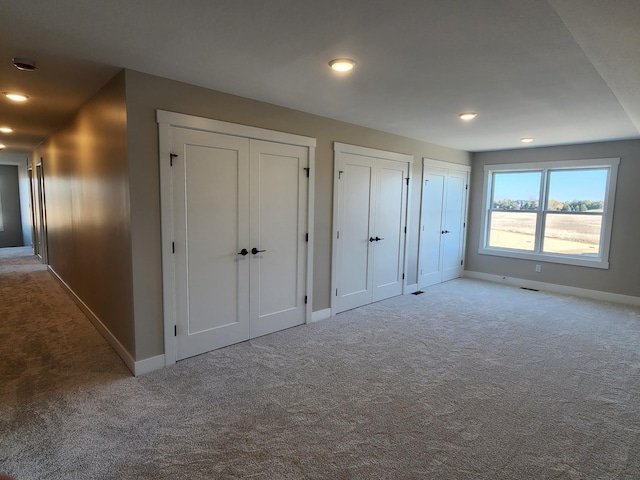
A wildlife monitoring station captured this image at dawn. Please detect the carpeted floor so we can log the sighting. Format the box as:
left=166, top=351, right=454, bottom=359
left=1, top=246, right=640, bottom=479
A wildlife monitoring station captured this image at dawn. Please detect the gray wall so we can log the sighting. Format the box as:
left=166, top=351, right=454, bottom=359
left=124, top=69, right=470, bottom=360
left=0, top=165, right=24, bottom=247
left=466, top=140, right=640, bottom=297
left=30, top=71, right=135, bottom=357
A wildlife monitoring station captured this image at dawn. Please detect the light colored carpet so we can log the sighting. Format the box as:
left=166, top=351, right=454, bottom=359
left=1, top=246, right=640, bottom=479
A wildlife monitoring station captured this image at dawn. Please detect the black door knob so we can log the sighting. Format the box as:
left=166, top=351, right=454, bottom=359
left=238, top=248, right=249, bottom=256
left=375, top=236, right=384, bottom=241
left=369, top=237, right=375, bottom=242
left=251, top=247, right=266, bottom=255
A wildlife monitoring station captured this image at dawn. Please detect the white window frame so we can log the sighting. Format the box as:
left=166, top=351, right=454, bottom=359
left=478, top=157, right=619, bottom=269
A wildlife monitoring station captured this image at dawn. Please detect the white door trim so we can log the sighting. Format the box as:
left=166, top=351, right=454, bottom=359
left=331, top=143, right=413, bottom=316
left=158, top=110, right=316, bottom=367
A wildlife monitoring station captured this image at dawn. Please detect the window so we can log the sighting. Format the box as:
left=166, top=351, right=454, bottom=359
left=479, top=158, right=619, bottom=269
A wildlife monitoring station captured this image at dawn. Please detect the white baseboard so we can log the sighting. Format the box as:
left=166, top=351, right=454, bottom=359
left=310, top=308, right=331, bottom=323
left=134, top=354, right=166, bottom=376
left=48, top=266, right=136, bottom=375
left=405, top=283, right=419, bottom=294
left=464, top=270, right=640, bottom=306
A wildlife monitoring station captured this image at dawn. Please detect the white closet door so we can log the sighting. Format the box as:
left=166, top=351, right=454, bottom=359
left=372, top=159, right=408, bottom=301
left=441, top=170, right=467, bottom=282
left=418, top=170, right=446, bottom=288
left=249, top=140, right=308, bottom=338
left=172, top=127, right=250, bottom=361
left=333, top=145, right=411, bottom=314
left=334, top=154, right=376, bottom=312
left=418, top=161, right=469, bottom=289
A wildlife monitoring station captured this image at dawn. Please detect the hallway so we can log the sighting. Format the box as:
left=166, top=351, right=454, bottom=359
left=0, top=246, right=130, bottom=408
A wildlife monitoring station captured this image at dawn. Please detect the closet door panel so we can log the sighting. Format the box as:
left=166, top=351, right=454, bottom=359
left=372, top=160, right=407, bottom=302
left=172, top=128, right=250, bottom=361
left=249, top=140, right=307, bottom=338
left=335, top=157, right=375, bottom=312
left=442, top=171, right=467, bottom=281
left=419, top=170, right=446, bottom=288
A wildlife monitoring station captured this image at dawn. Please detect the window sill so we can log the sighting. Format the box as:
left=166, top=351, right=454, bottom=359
left=478, top=247, right=609, bottom=269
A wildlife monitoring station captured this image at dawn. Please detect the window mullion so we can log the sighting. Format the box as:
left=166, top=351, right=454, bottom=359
left=534, top=169, right=548, bottom=253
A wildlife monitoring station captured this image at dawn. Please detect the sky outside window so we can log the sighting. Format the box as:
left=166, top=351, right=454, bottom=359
left=547, top=169, right=607, bottom=202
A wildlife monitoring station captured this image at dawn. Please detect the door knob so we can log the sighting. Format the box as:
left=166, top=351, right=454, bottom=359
left=369, top=237, right=375, bottom=242
left=251, top=247, right=266, bottom=255
left=441, top=230, right=450, bottom=234
left=237, top=248, right=249, bottom=256
left=375, top=236, right=384, bottom=241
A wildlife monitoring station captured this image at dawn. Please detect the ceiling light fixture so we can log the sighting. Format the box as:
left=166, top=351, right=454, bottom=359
left=458, top=112, right=478, bottom=121
left=3, top=92, right=29, bottom=102
left=0, top=127, right=13, bottom=133
left=329, top=58, right=355, bottom=72
left=0, top=144, right=6, bottom=150
left=520, top=137, right=534, bottom=143
left=12, top=57, right=37, bottom=71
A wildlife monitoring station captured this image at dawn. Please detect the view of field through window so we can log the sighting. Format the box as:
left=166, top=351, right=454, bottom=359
left=488, top=169, right=607, bottom=256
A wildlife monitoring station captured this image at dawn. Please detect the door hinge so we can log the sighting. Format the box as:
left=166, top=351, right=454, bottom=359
left=174, top=325, right=177, bottom=336
left=404, top=226, right=407, bottom=234
left=305, top=295, right=308, bottom=304
left=336, top=288, right=338, bottom=296
left=406, top=177, right=410, bottom=186
left=338, top=170, right=344, bottom=179
left=303, top=167, right=310, bottom=177
left=172, top=242, right=175, bottom=254
left=466, top=184, right=468, bottom=190
left=461, top=260, right=464, bottom=266
left=402, top=273, right=405, bottom=280
left=463, top=222, right=466, bottom=228
left=337, top=231, right=340, bottom=239
left=305, top=233, right=308, bottom=242
left=170, top=153, right=178, bottom=166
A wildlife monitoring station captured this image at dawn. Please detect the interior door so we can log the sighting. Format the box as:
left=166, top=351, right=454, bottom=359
left=172, top=127, right=250, bottom=361
left=441, top=170, right=467, bottom=282
left=372, top=159, right=408, bottom=301
left=249, top=139, right=308, bottom=338
left=35, top=164, right=47, bottom=262
left=418, top=170, right=446, bottom=288
left=28, top=168, right=37, bottom=251
left=334, top=148, right=409, bottom=313
left=334, top=154, right=375, bottom=313
left=418, top=162, right=469, bottom=288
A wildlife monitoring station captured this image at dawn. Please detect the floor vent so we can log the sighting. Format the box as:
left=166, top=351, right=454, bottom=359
left=412, top=291, right=424, bottom=295
left=520, top=287, right=539, bottom=292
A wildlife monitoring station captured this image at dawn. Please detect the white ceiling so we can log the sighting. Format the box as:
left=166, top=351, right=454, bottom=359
left=0, top=0, right=639, bottom=160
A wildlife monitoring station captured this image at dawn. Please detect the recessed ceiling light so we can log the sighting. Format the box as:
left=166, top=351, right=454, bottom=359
left=0, top=127, right=13, bottom=133
left=12, top=57, right=37, bottom=71
left=521, top=137, right=534, bottom=143
left=329, top=58, right=355, bottom=72
left=458, top=112, right=478, bottom=121
left=3, top=92, right=28, bottom=102
left=0, top=144, right=6, bottom=149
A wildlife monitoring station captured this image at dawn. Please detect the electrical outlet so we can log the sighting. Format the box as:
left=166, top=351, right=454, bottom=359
left=535, top=264, right=541, bottom=273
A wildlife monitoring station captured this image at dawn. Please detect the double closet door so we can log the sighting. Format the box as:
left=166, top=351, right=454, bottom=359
left=332, top=143, right=412, bottom=314
left=418, top=159, right=470, bottom=288
left=164, top=120, right=311, bottom=362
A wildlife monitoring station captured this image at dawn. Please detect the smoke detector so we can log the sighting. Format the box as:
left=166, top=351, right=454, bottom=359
left=12, top=57, right=37, bottom=71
